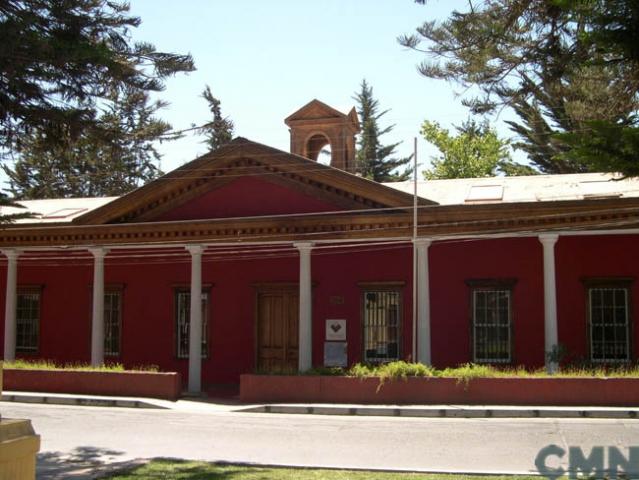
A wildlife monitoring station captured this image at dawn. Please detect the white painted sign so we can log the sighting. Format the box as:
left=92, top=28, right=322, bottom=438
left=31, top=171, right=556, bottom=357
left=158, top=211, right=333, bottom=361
left=325, top=319, right=346, bottom=341
left=324, top=341, right=347, bottom=367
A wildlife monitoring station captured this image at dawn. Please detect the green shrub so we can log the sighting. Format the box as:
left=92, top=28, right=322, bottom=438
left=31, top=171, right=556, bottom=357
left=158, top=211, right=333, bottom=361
left=2, top=359, right=159, bottom=373
left=346, top=361, right=435, bottom=380
left=304, top=366, right=345, bottom=376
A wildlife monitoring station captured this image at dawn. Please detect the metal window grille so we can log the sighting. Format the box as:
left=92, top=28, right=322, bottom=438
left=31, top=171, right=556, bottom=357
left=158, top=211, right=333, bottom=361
left=363, top=290, right=401, bottom=363
left=16, top=291, right=40, bottom=353
left=175, top=290, right=209, bottom=359
left=589, top=287, right=629, bottom=362
left=104, top=291, right=121, bottom=356
left=473, top=289, right=511, bottom=363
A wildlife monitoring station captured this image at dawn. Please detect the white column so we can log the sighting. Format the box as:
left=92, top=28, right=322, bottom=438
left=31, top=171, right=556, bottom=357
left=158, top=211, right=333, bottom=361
left=187, top=245, right=204, bottom=393
left=3, top=250, right=20, bottom=361
left=539, top=234, right=559, bottom=373
left=414, top=239, right=432, bottom=365
left=294, top=242, right=313, bottom=372
left=90, top=247, right=107, bottom=366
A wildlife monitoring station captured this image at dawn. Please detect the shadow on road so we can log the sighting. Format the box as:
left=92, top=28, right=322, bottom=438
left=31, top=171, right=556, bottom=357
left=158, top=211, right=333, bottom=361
left=37, top=446, right=143, bottom=480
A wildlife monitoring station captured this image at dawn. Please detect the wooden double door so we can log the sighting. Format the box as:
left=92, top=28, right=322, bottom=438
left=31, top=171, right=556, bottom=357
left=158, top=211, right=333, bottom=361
left=256, top=285, right=299, bottom=373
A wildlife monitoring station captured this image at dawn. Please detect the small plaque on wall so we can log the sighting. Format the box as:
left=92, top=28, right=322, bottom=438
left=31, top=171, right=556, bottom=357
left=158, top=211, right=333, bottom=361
left=325, top=319, right=346, bottom=341
left=324, top=341, right=347, bottom=367
left=329, top=295, right=345, bottom=305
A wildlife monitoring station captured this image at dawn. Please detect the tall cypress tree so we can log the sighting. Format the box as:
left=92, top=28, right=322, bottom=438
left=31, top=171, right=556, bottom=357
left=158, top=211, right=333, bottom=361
left=199, top=85, right=235, bottom=151
left=353, top=80, right=413, bottom=182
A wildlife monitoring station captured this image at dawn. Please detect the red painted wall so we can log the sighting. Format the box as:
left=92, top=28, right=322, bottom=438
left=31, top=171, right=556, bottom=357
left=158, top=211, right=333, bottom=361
left=312, top=245, right=414, bottom=366
left=0, top=245, right=414, bottom=386
left=0, top=234, right=638, bottom=387
left=154, top=176, right=344, bottom=221
left=555, top=234, right=639, bottom=363
left=429, top=237, right=545, bottom=368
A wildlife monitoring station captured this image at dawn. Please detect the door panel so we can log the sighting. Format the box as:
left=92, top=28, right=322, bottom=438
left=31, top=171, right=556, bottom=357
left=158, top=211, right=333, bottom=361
left=257, top=287, right=299, bottom=373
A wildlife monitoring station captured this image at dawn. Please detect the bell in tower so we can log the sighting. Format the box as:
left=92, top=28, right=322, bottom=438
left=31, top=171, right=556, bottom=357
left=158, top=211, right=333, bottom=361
left=284, top=99, right=360, bottom=173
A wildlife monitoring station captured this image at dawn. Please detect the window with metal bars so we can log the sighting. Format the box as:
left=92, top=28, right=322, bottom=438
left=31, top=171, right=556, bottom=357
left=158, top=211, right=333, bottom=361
left=362, top=289, right=401, bottom=363
left=16, top=289, right=40, bottom=353
left=104, top=291, right=122, bottom=357
left=472, top=287, right=512, bottom=363
left=589, top=286, right=630, bottom=362
left=175, top=289, right=210, bottom=359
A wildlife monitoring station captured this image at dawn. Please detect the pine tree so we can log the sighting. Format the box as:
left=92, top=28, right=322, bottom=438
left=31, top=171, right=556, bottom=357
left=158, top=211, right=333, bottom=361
left=199, top=86, right=234, bottom=151
left=400, top=1, right=639, bottom=174
left=4, top=88, right=170, bottom=199
left=0, top=0, right=194, bottom=156
left=353, top=80, right=413, bottom=182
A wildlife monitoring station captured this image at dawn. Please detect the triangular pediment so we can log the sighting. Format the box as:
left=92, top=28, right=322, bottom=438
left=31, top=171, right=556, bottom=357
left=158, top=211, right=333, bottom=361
left=285, top=99, right=351, bottom=124
left=74, top=137, right=435, bottom=225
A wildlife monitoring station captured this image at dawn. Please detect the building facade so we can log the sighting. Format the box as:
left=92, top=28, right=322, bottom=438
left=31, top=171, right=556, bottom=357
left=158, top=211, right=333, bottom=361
left=1, top=100, right=639, bottom=392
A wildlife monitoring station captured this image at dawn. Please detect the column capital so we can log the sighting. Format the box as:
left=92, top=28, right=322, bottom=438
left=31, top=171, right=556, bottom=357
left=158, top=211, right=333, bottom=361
left=186, top=244, right=205, bottom=256
left=413, top=238, right=432, bottom=248
left=538, top=233, right=559, bottom=246
left=2, top=249, right=20, bottom=260
left=293, top=242, right=314, bottom=252
left=88, top=247, right=108, bottom=259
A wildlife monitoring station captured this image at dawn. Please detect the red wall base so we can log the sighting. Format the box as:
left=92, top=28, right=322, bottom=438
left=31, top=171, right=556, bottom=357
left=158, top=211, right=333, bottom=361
left=240, top=374, right=639, bottom=407
left=4, top=369, right=182, bottom=401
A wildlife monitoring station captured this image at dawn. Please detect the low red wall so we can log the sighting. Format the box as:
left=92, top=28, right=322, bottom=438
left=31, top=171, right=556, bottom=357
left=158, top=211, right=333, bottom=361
left=4, top=369, right=181, bottom=401
left=240, top=374, right=639, bottom=407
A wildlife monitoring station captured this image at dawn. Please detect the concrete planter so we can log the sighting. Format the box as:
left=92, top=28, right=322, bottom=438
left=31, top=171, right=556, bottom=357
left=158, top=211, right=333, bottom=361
left=240, top=374, right=639, bottom=406
left=4, top=369, right=181, bottom=401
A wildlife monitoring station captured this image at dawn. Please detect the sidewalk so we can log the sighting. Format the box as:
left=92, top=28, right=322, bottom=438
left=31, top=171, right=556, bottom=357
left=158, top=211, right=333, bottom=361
left=3, top=390, right=639, bottom=419
left=238, top=403, right=639, bottom=419
left=1, top=391, right=241, bottom=412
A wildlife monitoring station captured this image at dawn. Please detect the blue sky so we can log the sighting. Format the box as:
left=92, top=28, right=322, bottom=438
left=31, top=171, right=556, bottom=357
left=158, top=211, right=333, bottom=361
left=128, top=0, right=511, bottom=174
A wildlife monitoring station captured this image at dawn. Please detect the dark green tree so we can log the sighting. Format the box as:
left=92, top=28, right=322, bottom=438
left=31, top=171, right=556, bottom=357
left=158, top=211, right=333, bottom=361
left=4, top=88, right=170, bottom=198
left=199, top=85, right=234, bottom=151
left=556, top=120, right=639, bottom=177
left=399, top=1, right=639, bottom=174
left=353, top=80, right=412, bottom=182
left=0, top=0, right=194, bottom=155
left=553, top=1, right=639, bottom=176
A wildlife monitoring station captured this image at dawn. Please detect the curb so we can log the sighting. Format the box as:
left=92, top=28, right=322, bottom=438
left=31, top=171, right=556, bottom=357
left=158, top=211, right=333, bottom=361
left=1, top=393, right=168, bottom=409
left=239, top=404, right=639, bottom=419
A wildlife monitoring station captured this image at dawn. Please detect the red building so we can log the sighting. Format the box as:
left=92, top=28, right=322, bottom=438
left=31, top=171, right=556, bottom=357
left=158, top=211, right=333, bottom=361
left=1, top=100, right=639, bottom=393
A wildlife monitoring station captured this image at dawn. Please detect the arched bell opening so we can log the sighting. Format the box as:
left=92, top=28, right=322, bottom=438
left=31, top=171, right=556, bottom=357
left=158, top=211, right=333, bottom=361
left=305, top=133, right=331, bottom=163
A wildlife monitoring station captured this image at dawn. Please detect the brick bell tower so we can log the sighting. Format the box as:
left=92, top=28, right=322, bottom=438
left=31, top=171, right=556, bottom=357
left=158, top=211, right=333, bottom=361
left=284, top=99, right=360, bottom=173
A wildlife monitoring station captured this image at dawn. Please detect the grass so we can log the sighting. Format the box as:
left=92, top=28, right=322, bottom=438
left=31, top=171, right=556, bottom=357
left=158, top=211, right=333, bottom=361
left=104, top=459, right=547, bottom=480
left=2, top=359, right=159, bottom=372
left=305, top=360, right=639, bottom=382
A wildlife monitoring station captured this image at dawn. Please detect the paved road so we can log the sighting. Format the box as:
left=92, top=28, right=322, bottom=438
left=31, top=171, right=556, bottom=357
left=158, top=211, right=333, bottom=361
left=3, top=402, right=639, bottom=479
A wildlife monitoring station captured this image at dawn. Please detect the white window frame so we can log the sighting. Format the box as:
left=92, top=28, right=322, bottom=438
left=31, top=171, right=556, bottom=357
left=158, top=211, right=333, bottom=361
left=175, top=288, right=210, bottom=359
left=588, top=285, right=631, bottom=363
left=471, top=286, right=512, bottom=364
left=16, top=287, right=41, bottom=353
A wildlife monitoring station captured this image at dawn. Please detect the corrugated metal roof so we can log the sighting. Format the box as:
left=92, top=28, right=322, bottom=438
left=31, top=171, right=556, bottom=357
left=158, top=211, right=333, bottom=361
left=1, top=197, right=118, bottom=224
left=385, top=172, right=639, bottom=205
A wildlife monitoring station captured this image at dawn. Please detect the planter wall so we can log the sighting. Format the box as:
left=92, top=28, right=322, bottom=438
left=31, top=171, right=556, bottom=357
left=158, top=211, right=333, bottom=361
left=240, top=374, right=639, bottom=407
left=3, top=369, right=181, bottom=401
